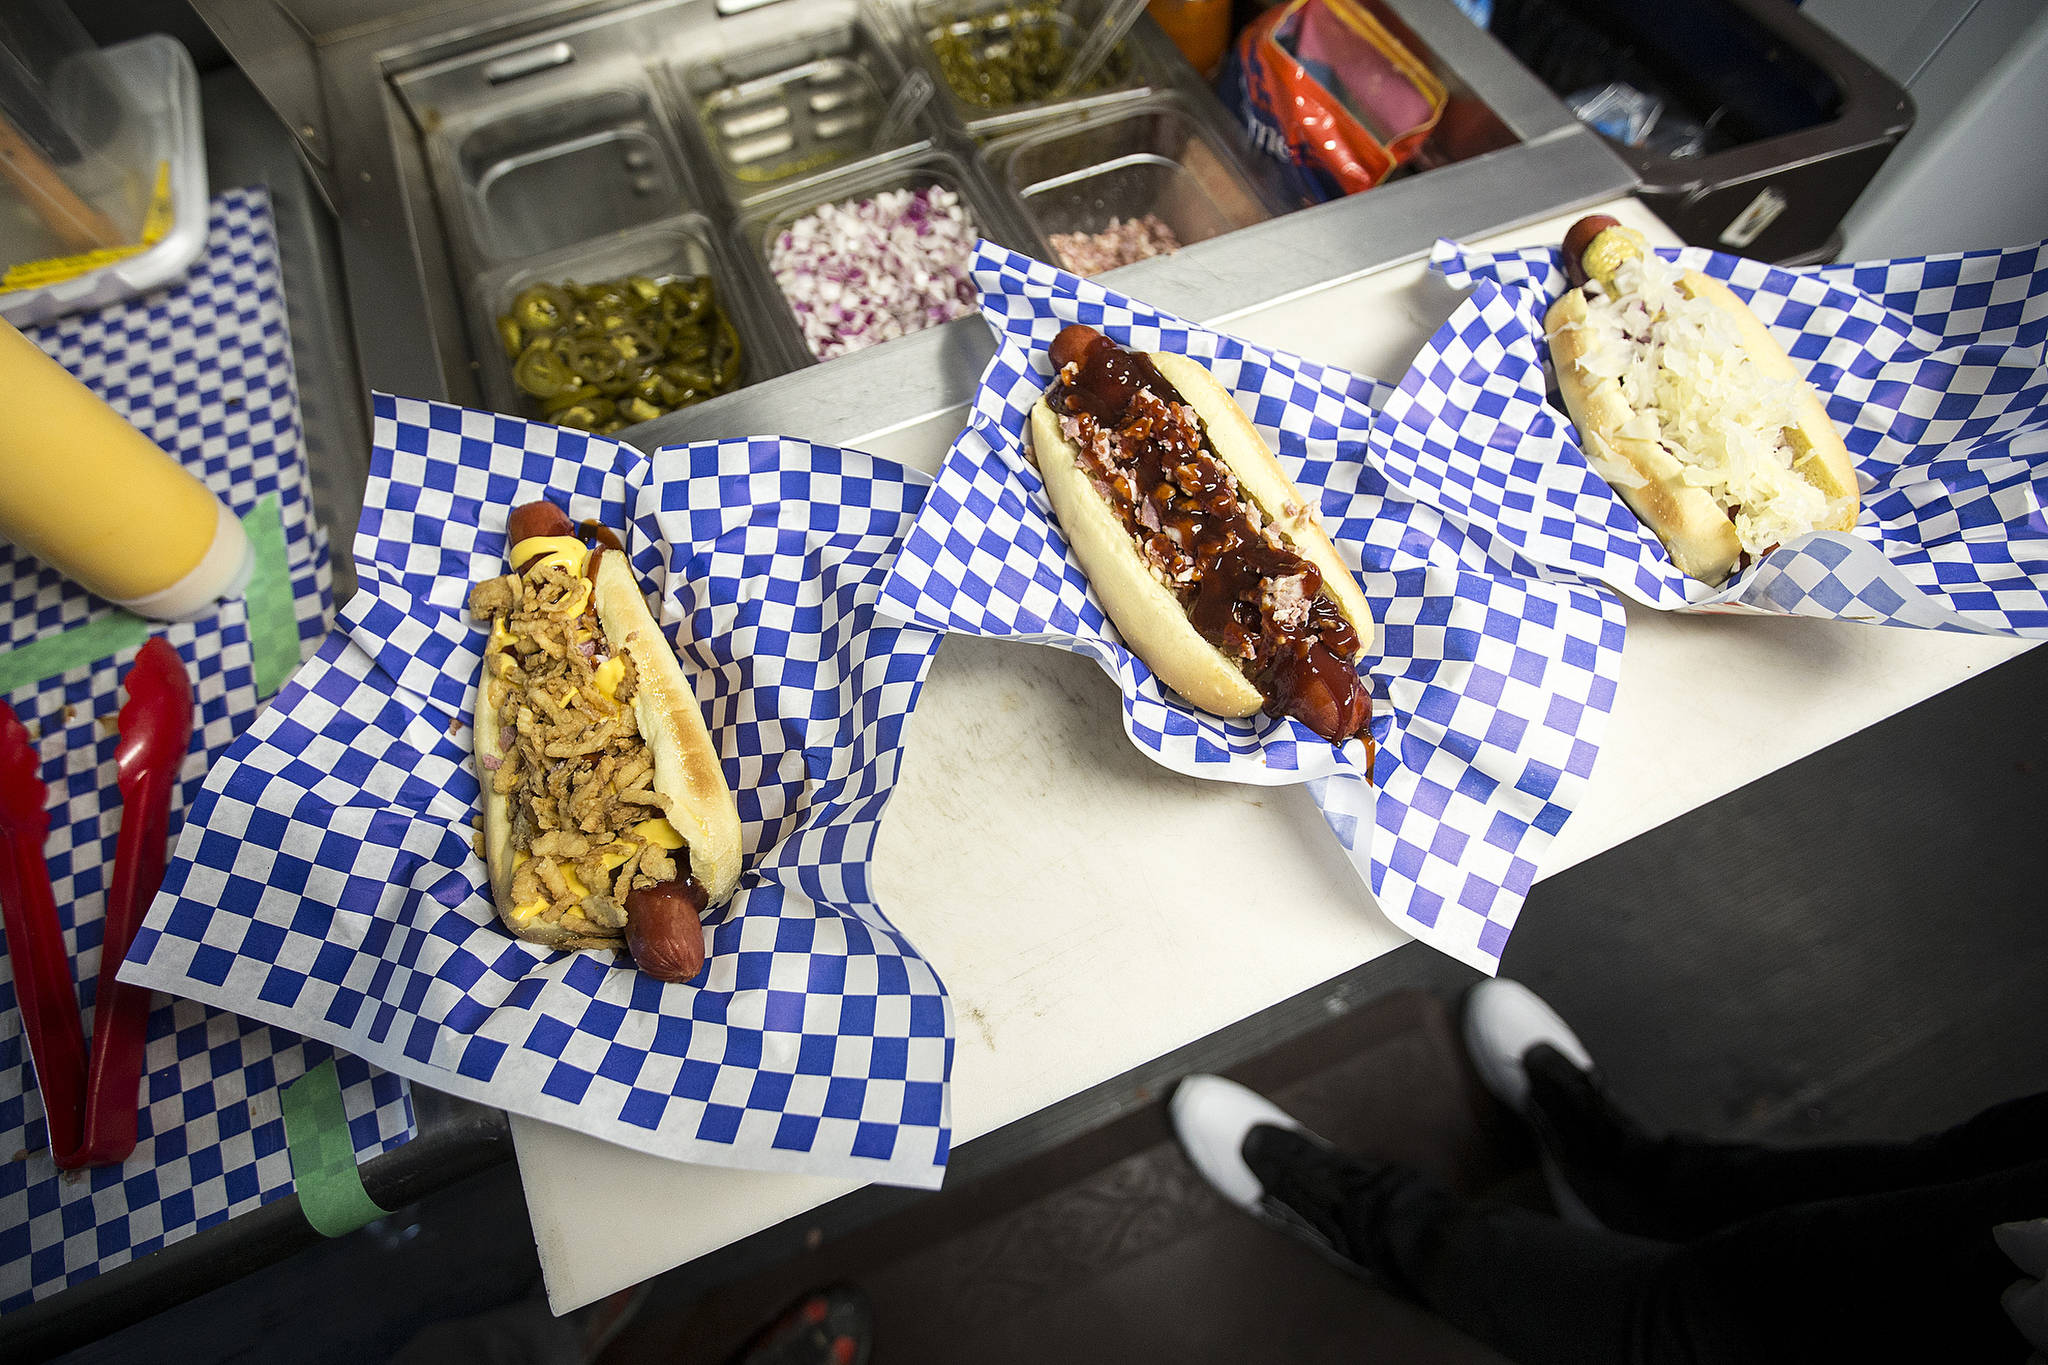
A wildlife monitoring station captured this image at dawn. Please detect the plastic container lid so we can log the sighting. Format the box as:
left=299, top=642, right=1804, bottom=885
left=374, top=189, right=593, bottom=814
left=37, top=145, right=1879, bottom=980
left=0, top=36, right=208, bottom=327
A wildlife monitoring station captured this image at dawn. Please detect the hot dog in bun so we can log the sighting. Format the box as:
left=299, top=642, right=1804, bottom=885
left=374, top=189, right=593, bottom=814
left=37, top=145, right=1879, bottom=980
left=467, top=500, right=741, bottom=981
left=1545, top=214, right=1858, bottom=585
left=1028, top=324, right=1377, bottom=753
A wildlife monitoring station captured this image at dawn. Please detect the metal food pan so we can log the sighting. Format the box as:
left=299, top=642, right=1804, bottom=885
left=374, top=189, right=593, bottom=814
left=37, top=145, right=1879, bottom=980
left=468, top=215, right=787, bottom=427
left=735, top=147, right=1032, bottom=365
left=444, top=83, right=704, bottom=267
left=666, top=0, right=942, bottom=207
left=983, top=96, right=1287, bottom=271
left=891, top=0, right=1185, bottom=139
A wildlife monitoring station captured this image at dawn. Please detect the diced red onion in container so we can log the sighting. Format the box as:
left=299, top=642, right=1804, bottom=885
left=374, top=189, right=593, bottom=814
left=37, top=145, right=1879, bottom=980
left=1048, top=215, right=1183, bottom=277
left=768, top=185, right=981, bottom=360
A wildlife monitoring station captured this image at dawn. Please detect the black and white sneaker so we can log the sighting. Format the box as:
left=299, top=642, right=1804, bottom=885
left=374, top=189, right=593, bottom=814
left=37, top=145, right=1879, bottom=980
left=1462, top=978, right=1629, bottom=1229
left=1461, top=978, right=1595, bottom=1115
left=1170, top=1074, right=1392, bottom=1279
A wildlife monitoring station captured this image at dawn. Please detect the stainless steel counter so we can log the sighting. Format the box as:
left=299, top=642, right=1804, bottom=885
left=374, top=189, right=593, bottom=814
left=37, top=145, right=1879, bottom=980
left=197, top=0, right=1633, bottom=473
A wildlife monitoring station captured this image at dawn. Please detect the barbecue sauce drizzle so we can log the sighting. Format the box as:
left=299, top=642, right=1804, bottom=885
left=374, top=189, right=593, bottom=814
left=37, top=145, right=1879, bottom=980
left=1046, top=328, right=1373, bottom=752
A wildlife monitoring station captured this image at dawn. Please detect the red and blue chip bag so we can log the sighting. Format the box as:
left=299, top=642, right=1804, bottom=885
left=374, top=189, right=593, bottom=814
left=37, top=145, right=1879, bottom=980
left=1221, top=0, right=1447, bottom=204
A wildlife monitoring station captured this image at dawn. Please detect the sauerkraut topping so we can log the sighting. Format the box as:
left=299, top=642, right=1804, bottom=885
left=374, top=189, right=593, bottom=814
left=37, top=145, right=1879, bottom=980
left=1560, top=251, right=1849, bottom=557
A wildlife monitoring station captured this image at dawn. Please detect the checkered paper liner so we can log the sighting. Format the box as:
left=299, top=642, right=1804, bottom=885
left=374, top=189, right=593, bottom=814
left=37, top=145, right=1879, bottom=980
left=877, top=242, right=1627, bottom=970
left=1420, top=239, right=2048, bottom=634
left=124, top=398, right=955, bottom=1189
left=1, top=189, right=411, bottom=1312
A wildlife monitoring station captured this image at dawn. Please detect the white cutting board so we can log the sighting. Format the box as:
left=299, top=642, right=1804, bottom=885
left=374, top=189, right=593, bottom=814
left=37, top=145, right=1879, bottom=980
left=511, top=202, right=2036, bottom=1311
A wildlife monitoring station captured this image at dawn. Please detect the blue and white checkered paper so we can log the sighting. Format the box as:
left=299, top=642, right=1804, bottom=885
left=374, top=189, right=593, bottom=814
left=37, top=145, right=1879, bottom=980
left=877, top=242, right=1626, bottom=970
left=125, top=397, right=955, bottom=1189
left=1, top=189, right=411, bottom=1312
left=1421, top=239, right=2048, bottom=634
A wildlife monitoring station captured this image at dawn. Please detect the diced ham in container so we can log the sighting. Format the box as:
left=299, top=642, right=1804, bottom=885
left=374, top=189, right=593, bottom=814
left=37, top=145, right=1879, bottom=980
left=1048, top=215, right=1183, bottom=277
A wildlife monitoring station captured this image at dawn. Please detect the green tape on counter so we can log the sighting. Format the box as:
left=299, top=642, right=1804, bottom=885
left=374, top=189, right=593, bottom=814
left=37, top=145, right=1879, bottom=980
left=281, top=1058, right=389, bottom=1239
left=0, top=493, right=300, bottom=699
left=0, top=610, right=151, bottom=696
left=242, top=493, right=299, bottom=699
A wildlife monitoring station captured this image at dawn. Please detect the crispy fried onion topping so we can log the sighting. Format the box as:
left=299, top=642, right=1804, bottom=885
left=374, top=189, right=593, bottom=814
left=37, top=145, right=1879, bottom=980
left=469, top=556, right=679, bottom=937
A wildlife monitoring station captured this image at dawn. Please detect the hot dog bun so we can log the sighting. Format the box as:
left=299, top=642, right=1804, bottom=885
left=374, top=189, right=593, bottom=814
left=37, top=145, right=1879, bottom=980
left=471, top=510, right=739, bottom=972
left=1544, top=217, right=1857, bottom=585
left=1028, top=328, right=1376, bottom=745
left=587, top=549, right=742, bottom=903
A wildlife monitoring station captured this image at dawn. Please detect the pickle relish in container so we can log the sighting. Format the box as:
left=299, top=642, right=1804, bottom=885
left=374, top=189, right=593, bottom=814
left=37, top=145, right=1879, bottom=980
left=926, top=1, right=1133, bottom=110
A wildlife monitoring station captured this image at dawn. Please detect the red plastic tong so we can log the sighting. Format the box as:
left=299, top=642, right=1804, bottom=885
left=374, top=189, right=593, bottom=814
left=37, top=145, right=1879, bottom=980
left=0, top=637, right=194, bottom=1168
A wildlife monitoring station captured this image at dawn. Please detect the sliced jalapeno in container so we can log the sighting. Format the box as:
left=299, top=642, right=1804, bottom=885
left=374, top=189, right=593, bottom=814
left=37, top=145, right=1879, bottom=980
left=496, top=271, right=747, bottom=427
left=713, top=313, right=742, bottom=391
left=510, top=284, right=575, bottom=335
left=513, top=340, right=577, bottom=400
left=661, top=358, right=718, bottom=392
left=539, top=382, right=604, bottom=416
left=561, top=335, right=629, bottom=387
left=552, top=397, right=617, bottom=432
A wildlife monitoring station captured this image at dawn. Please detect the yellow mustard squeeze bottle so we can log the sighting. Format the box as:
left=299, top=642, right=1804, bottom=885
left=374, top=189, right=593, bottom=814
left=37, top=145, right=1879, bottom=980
left=0, top=317, right=250, bottom=619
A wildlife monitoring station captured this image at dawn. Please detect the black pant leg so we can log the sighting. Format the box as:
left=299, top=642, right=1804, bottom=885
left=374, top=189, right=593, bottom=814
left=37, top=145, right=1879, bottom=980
left=1577, top=1091, right=2048, bottom=1241
left=1372, top=1155, right=2048, bottom=1364
left=1651, top=1155, right=2048, bottom=1362
left=1250, top=1129, right=1689, bottom=1365
left=1385, top=1187, right=1695, bottom=1365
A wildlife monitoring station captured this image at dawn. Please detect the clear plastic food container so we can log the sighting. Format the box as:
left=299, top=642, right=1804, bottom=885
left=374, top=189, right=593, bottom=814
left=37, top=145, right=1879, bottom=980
left=983, top=96, right=1282, bottom=272
left=0, top=36, right=207, bottom=326
left=736, top=149, right=1027, bottom=364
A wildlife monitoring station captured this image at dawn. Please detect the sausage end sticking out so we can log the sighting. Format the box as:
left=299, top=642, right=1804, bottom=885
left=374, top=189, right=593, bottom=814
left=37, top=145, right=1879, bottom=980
left=1264, top=640, right=1370, bottom=748
left=1561, top=215, right=1621, bottom=289
left=625, top=878, right=709, bottom=983
left=1050, top=323, right=1102, bottom=371
left=1562, top=215, right=1650, bottom=295
left=508, top=498, right=575, bottom=546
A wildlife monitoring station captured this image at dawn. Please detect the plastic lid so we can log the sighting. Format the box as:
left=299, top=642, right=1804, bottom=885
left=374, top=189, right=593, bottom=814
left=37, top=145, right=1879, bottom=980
left=112, top=499, right=254, bottom=621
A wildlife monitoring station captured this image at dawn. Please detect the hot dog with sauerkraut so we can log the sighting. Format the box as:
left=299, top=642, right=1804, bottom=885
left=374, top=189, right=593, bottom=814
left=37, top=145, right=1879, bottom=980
left=1545, top=215, right=1859, bottom=585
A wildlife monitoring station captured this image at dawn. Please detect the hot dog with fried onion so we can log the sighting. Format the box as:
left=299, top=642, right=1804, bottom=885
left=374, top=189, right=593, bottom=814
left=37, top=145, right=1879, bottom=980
left=468, top=500, right=741, bottom=981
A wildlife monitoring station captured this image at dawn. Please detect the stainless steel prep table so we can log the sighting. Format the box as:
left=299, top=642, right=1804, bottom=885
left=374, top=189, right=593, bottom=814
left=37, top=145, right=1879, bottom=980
left=202, top=0, right=1637, bottom=433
